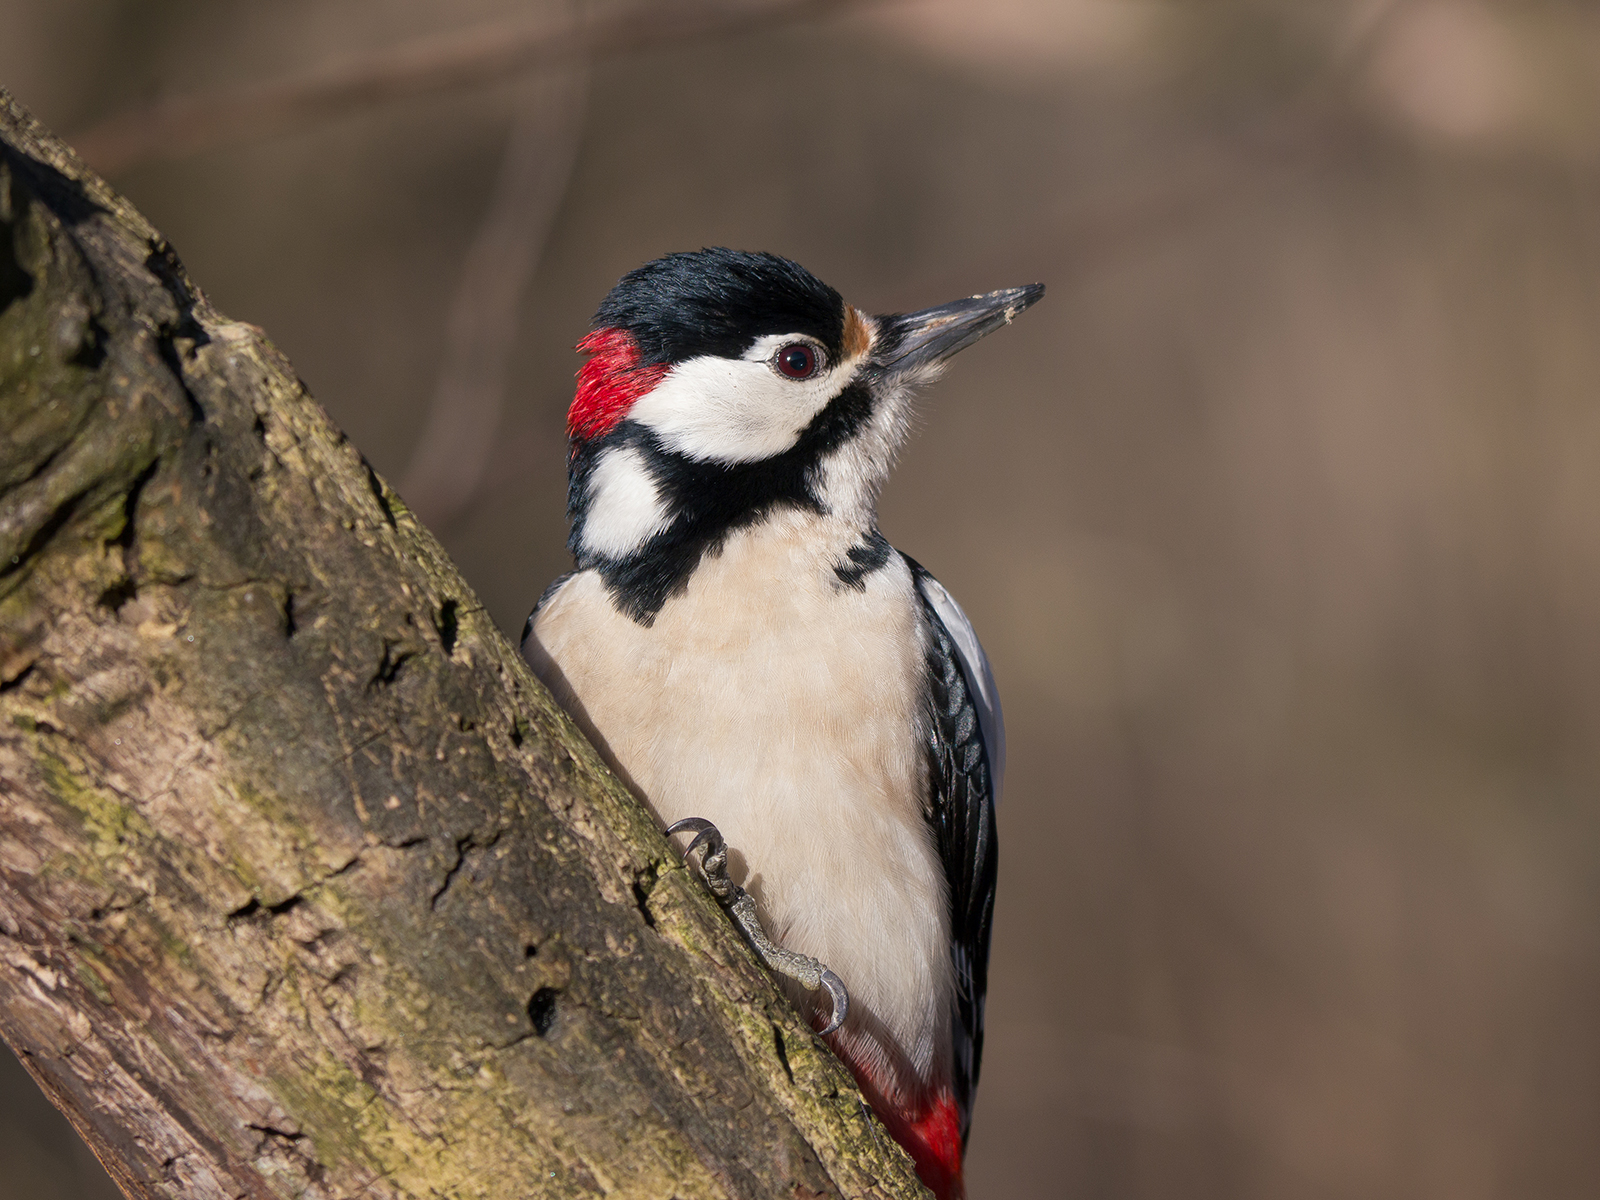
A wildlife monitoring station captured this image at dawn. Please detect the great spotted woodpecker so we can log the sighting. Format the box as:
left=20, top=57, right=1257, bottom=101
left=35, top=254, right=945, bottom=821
left=522, top=248, right=1041, bottom=1199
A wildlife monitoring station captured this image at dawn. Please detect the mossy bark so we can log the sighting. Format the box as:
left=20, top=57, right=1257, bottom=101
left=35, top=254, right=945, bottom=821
left=0, top=92, right=925, bottom=1200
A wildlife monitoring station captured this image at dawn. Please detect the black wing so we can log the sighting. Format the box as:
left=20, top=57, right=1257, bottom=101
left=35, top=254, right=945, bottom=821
left=906, top=555, right=1002, bottom=1146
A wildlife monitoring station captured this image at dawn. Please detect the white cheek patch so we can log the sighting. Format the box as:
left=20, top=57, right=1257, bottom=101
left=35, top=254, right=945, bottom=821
left=580, top=446, right=670, bottom=558
left=628, top=334, right=858, bottom=465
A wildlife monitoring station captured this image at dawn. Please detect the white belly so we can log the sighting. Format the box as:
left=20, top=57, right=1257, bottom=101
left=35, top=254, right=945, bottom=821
left=526, top=511, right=951, bottom=1081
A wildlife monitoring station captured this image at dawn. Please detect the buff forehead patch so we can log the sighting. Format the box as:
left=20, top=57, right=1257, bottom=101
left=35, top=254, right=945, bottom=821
left=842, top=304, right=872, bottom=360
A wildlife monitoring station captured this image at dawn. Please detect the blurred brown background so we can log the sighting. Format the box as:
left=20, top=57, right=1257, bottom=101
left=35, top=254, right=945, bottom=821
left=6, top=1, right=1600, bottom=1196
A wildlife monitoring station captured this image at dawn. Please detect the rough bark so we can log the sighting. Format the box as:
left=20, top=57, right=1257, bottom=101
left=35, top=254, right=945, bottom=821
left=0, top=92, right=925, bottom=1200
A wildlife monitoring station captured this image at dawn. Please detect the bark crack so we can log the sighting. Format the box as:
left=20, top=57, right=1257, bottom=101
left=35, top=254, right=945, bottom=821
left=428, top=831, right=499, bottom=910
left=370, top=637, right=415, bottom=688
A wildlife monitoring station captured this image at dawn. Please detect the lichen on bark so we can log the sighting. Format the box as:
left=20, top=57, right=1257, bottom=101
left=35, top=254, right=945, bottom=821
left=0, top=90, right=926, bottom=1200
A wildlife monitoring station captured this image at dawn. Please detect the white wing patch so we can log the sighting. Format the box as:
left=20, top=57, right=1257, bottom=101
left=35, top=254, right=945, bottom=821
left=914, top=573, right=1006, bottom=806
left=579, top=445, right=671, bottom=558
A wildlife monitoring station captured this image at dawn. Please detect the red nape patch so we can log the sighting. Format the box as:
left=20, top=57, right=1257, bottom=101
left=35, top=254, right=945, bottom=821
left=569, top=328, right=668, bottom=442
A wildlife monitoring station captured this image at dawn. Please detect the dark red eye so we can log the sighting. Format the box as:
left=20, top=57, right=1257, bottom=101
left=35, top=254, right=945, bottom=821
left=775, top=343, right=819, bottom=380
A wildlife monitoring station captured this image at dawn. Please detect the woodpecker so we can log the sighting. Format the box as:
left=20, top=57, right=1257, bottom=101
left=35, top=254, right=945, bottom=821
left=522, top=248, right=1040, bottom=1200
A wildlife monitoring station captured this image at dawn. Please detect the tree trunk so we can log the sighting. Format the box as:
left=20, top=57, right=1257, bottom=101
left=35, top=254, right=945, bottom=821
left=0, top=91, right=925, bottom=1200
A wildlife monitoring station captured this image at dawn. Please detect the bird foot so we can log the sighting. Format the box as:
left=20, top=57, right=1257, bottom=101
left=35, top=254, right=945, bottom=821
left=666, top=817, right=849, bottom=1036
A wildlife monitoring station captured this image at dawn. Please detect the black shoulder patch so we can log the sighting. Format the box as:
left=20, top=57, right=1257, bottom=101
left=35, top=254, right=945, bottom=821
left=834, top=528, right=892, bottom=590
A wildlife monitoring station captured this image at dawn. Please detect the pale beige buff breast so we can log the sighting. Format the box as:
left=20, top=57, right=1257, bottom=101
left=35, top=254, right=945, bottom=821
left=525, top=511, right=953, bottom=1081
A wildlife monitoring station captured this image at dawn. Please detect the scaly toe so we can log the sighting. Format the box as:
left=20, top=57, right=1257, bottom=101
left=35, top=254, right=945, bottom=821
left=666, top=817, right=851, bottom=1036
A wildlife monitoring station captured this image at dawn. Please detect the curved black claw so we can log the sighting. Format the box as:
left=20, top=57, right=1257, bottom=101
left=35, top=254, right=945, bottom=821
left=666, top=817, right=732, bottom=900
left=666, top=817, right=724, bottom=863
left=666, top=816, right=717, bottom=841
left=817, top=969, right=849, bottom=1035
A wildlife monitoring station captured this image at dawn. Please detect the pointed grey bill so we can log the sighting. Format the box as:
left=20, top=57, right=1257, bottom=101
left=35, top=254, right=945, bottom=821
left=870, top=283, right=1045, bottom=378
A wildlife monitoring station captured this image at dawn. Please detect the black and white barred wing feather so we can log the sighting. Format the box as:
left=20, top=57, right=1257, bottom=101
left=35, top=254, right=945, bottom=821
left=906, top=555, right=1003, bottom=1145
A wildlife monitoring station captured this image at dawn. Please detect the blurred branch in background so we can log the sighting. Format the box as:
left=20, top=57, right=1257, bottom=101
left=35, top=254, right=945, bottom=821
left=70, top=0, right=883, bottom=176
left=400, top=68, right=588, bottom=528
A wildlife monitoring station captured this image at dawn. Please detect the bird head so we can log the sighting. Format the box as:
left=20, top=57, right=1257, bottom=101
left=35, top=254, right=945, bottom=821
left=563, top=248, right=1042, bottom=621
